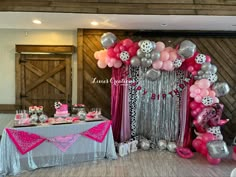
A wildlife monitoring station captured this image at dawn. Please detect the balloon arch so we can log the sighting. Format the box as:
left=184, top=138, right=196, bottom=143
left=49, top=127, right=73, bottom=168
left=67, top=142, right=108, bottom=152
left=94, top=32, right=230, bottom=165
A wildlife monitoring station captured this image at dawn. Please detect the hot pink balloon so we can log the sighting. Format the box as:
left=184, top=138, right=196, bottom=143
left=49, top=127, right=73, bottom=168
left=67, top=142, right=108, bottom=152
left=190, top=101, right=198, bottom=109
left=192, top=138, right=203, bottom=152
left=122, top=38, right=133, bottom=48
left=114, top=43, right=121, bottom=53
left=197, top=79, right=210, bottom=89
left=202, top=133, right=216, bottom=143
left=153, top=60, right=163, bottom=70
left=200, top=144, right=208, bottom=156
left=128, top=46, right=138, bottom=57
left=191, top=110, right=198, bottom=118
left=207, top=154, right=221, bottom=165
left=107, top=48, right=116, bottom=58
left=206, top=55, right=211, bottom=63
left=113, top=60, right=122, bottom=68
left=160, top=51, right=170, bottom=61
left=187, top=66, right=194, bottom=72
left=162, top=60, right=174, bottom=71
left=97, top=60, right=107, bottom=69
left=156, top=42, right=165, bottom=52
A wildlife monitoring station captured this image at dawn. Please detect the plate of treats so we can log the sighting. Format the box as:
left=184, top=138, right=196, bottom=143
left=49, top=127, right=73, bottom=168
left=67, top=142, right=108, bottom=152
left=84, top=112, right=104, bottom=122
left=13, top=122, right=38, bottom=128
left=48, top=117, right=73, bottom=125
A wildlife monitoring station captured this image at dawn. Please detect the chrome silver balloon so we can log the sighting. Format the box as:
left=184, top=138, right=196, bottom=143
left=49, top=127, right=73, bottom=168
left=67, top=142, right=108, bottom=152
left=151, top=50, right=160, bottom=61
left=139, top=139, right=150, bottom=150
left=141, top=58, right=152, bottom=68
left=207, top=140, right=229, bottom=158
left=167, top=142, right=177, bottom=153
left=201, top=62, right=212, bottom=71
left=158, top=140, right=167, bottom=150
left=178, top=40, right=196, bottom=59
left=130, top=56, right=141, bottom=67
left=212, top=82, right=230, bottom=97
left=145, top=68, right=161, bottom=81
left=137, top=49, right=145, bottom=58
left=100, top=32, right=117, bottom=49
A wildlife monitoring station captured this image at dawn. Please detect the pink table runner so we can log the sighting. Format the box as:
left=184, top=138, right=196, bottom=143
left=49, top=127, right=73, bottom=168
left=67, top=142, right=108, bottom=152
left=6, top=120, right=111, bottom=154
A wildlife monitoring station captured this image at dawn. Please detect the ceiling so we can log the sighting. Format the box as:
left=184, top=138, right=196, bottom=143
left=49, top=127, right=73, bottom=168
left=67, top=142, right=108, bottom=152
left=0, top=12, right=236, bottom=31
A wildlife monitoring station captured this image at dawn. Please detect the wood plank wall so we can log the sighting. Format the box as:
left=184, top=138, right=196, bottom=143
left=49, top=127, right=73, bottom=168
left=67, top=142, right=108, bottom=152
left=0, top=0, right=236, bottom=15
left=78, top=29, right=236, bottom=143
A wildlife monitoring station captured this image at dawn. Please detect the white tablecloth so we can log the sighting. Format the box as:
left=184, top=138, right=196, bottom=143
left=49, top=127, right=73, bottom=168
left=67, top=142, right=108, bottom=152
left=0, top=120, right=117, bottom=176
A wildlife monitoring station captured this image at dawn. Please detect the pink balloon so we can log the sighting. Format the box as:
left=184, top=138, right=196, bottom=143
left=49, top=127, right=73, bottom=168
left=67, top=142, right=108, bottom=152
left=122, top=38, right=133, bottom=48
left=156, top=42, right=165, bottom=52
left=169, top=51, right=177, bottom=61
left=191, top=110, right=198, bottom=117
left=107, top=48, right=116, bottom=58
left=190, top=101, right=198, bottom=109
left=208, top=90, right=216, bottom=97
left=107, top=62, right=113, bottom=67
left=194, top=95, right=202, bottom=103
left=187, top=66, right=194, bottom=72
left=192, top=139, right=203, bottom=152
left=99, top=50, right=108, bottom=62
left=97, top=60, right=107, bottom=69
left=195, top=107, right=202, bottom=114
left=128, top=46, right=138, bottom=57
left=200, top=144, right=208, bottom=156
left=190, top=85, right=198, bottom=92
left=190, top=93, right=196, bottom=98
left=194, top=88, right=201, bottom=94
left=212, top=97, right=219, bottom=103
left=207, top=154, right=221, bottom=165
left=200, top=89, right=209, bottom=97
left=192, top=71, right=197, bottom=76
left=160, top=51, right=170, bottom=61
left=119, top=45, right=127, bottom=52
left=197, top=79, right=210, bottom=89
left=162, top=60, right=174, bottom=71
left=206, top=55, right=212, bottom=63
left=164, top=47, right=174, bottom=52
left=113, top=60, right=122, bottom=68
left=114, top=43, right=121, bottom=53
left=94, top=51, right=100, bottom=59
left=202, top=133, right=216, bottom=143
left=152, top=60, right=163, bottom=70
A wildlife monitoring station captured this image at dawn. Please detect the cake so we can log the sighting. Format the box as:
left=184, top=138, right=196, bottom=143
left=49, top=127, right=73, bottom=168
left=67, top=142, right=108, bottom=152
left=54, top=102, right=70, bottom=117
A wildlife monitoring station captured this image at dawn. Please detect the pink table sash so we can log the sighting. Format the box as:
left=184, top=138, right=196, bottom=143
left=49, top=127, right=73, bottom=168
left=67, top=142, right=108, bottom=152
left=6, top=120, right=112, bottom=155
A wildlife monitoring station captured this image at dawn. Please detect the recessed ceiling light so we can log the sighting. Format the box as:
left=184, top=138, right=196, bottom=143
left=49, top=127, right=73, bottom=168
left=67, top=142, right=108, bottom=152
left=161, top=24, right=168, bottom=27
left=32, top=19, right=42, bottom=24
left=91, top=21, right=99, bottom=26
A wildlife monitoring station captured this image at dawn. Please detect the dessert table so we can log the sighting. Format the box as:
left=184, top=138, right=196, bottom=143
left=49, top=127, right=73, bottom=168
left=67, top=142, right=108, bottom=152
left=0, top=119, right=117, bottom=176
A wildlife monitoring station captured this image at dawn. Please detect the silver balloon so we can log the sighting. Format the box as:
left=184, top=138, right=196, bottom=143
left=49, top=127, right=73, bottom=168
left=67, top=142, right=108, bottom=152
left=178, top=40, right=196, bottom=59
left=137, top=49, right=145, bottom=58
left=152, top=41, right=156, bottom=49
left=205, top=71, right=212, bottom=75
left=141, top=57, right=152, bottom=68
left=209, top=64, right=217, bottom=74
left=151, top=50, right=160, bottom=61
left=131, top=56, right=141, bottom=67
left=207, top=140, right=229, bottom=158
left=145, top=68, right=161, bottom=81
left=198, top=70, right=204, bottom=76
left=100, top=32, right=117, bottom=49
left=39, top=114, right=48, bottom=123
left=158, top=140, right=167, bottom=150
left=145, top=53, right=151, bottom=59
left=212, top=82, right=230, bottom=97
left=201, top=62, right=211, bottom=71
left=167, top=142, right=177, bottom=153
left=140, top=139, right=150, bottom=150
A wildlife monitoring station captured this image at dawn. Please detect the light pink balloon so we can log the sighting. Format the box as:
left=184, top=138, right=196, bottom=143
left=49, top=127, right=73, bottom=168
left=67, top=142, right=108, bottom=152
left=190, top=85, right=198, bottom=92
left=208, top=90, right=216, bottom=97
left=160, top=51, right=170, bottom=61
left=113, top=60, right=123, bottom=68
left=156, top=42, right=165, bottom=52
left=162, top=61, right=173, bottom=71
left=97, top=60, right=107, bottom=69
left=107, top=62, right=113, bottom=67
left=94, top=51, right=100, bottom=59
left=194, top=88, right=201, bottom=94
left=164, top=47, right=174, bottom=52
left=197, top=79, right=210, bottom=89
left=190, top=93, right=196, bottom=97
left=200, top=89, right=209, bottom=97
left=194, top=95, right=202, bottom=103
left=169, top=51, right=177, bottom=61
left=99, top=50, right=108, bottom=62
left=206, top=55, right=212, bottom=63
left=212, top=97, right=219, bottom=103
left=187, top=66, right=194, bottom=72
left=153, top=60, right=163, bottom=70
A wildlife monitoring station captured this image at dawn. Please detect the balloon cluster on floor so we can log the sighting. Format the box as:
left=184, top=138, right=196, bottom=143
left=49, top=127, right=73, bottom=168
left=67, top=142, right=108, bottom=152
left=95, top=32, right=231, bottom=164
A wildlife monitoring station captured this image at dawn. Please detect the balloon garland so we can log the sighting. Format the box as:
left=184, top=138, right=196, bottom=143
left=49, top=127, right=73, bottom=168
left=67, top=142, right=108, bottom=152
left=95, top=32, right=231, bottom=164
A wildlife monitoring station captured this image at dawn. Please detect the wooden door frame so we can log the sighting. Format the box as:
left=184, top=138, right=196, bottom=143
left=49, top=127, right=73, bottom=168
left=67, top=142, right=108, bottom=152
left=0, top=45, right=75, bottom=113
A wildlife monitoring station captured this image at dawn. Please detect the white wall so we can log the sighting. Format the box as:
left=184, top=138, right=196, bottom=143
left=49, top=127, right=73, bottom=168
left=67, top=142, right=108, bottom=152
left=0, top=29, right=77, bottom=104
left=0, top=29, right=77, bottom=133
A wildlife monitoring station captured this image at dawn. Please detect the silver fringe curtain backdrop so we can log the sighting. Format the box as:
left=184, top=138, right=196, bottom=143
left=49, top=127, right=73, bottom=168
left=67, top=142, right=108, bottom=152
left=133, top=69, right=187, bottom=146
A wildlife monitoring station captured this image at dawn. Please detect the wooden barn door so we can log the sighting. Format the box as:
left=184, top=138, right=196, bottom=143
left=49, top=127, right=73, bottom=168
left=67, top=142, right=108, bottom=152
left=15, top=45, right=74, bottom=117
